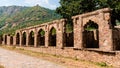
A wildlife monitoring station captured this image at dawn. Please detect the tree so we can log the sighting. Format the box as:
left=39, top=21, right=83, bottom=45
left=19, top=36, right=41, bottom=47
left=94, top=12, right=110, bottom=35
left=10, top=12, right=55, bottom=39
left=56, top=0, right=120, bottom=26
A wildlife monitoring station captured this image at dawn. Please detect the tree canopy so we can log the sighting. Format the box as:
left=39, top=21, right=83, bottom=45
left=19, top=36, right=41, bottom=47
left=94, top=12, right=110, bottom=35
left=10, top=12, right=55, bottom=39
left=56, top=0, right=120, bottom=25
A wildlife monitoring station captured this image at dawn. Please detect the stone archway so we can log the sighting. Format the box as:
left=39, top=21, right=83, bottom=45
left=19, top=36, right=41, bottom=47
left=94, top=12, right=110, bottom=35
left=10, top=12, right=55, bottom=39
left=16, top=33, right=20, bottom=45
left=4, top=35, right=7, bottom=45
left=10, top=36, right=13, bottom=45
left=0, top=36, right=3, bottom=44
left=28, top=31, right=34, bottom=46
left=22, top=32, right=26, bottom=46
left=49, top=27, right=56, bottom=46
left=64, top=23, right=74, bottom=47
left=83, top=20, right=99, bottom=48
left=37, top=29, right=45, bottom=47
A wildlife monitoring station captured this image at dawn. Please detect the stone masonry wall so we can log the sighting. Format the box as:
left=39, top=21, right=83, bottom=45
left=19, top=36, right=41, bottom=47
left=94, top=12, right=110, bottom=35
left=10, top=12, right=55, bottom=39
left=24, top=47, right=120, bottom=67
left=2, top=8, right=120, bottom=67
left=72, top=8, right=113, bottom=51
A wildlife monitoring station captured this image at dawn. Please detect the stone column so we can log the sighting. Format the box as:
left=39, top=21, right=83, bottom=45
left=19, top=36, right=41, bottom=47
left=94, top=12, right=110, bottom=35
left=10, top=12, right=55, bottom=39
left=73, top=17, right=83, bottom=49
left=56, top=20, right=65, bottom=48
left=99, top=12, right=113, bottom=51
left=26, top=30, right=29, bottom=47
left=45, top=25, right=49, bottom=47
left=19, top=32, right=22, bottom=47
left=7, top=36, right=10, bottom=45
left=2, top=35, right=5, bottom=45
left=34, top=29, right=38, bottom=47
left=13, top=36, right=16, bottom=46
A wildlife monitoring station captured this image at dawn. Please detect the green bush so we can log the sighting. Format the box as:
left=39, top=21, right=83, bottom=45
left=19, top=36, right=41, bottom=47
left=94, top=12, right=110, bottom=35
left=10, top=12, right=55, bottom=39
left=96, top=62, right=107, bottom=67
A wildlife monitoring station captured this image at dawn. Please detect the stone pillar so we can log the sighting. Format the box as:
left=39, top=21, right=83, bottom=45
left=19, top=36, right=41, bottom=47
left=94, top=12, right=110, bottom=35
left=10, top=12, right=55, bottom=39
left=13, top=36, right=16, bottom=46
left=19, top=32, right=22, bottom=47
left=56, top=20, right=65, bottom=48
left=26, top=30, right=29, bottom=47
left=3, top=34, right=7, bottom=45
left=7, top=36, right=10, bottom=45
left=73, top=17, right=83, bottom=49
left=45, top=25, right=49, bottom=47
left=34, top=29, right=38, bottom=47
left=99, top=12, right=113, bottom=51
left=2, top=35, right=5, bottom=45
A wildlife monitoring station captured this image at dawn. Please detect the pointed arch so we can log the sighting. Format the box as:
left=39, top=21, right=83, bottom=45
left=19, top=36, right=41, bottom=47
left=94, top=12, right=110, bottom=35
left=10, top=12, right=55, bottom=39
left=28, top=31, right=34, bottom=46
left=16, top=33, right=20, bottom=45
left=10, top=36, right=13, bottom=45
left=49, top=27, right=56, bottom=46
left=4, top=35, right=7, bottom=45
left=83, top=20, right=99, bottom=48
left=22, top=32, right=26, bottom=46
left=37, top=29, right=45, bottom=47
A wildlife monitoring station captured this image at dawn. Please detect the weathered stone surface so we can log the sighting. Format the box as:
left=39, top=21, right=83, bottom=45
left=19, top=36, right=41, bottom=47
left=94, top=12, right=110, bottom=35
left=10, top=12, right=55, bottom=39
left=2, top=8, right=120, bottom=67
left=72, top=8, right=113, bottom=51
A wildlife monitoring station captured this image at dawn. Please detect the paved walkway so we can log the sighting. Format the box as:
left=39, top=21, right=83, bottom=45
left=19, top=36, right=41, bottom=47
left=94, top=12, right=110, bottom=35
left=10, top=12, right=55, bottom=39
left=0, top=48, right=65, bottom=68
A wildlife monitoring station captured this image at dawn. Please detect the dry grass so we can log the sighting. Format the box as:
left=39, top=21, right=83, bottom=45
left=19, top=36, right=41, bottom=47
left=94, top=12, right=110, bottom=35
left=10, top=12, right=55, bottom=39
left=0, top=45, right=113, bottom=68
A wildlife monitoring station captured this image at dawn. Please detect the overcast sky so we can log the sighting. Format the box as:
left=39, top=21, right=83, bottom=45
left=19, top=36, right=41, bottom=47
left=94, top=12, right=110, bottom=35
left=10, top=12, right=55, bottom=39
left=0, top=0, right=60, bottom=9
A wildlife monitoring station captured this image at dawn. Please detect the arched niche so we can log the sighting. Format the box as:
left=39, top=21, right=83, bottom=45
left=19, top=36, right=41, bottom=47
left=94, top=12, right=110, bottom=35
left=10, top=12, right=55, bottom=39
left=37, top=29, right=45, bottom=46
left=22, top=32, right=26, bottom=46
left=16, top=33, right=20, bottom=45
left=83, top=20, right=99, bottom=48
left=28, top=31, right=34, bottom=46
left=49, top=27, right=56, bottom=46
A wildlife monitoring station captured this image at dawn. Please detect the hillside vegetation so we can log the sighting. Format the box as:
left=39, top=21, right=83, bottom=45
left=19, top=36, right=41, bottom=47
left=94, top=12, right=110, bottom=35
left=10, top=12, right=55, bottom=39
left=0, top=5, right=61, bottom=35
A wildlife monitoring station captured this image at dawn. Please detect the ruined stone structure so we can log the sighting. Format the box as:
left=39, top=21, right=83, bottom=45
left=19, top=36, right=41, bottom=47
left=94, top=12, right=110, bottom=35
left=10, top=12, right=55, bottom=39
left=3, top=8, right=114, bottom=51
left=2, top=8, right=120, bottom=67
left=12, top=19, right=66, bottom=48
left=72, top=8, right=113, bottom=51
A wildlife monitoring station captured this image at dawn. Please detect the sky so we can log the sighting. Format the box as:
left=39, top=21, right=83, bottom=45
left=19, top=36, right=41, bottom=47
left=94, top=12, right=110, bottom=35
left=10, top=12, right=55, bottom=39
left=0, top=0, right=60, bottom=9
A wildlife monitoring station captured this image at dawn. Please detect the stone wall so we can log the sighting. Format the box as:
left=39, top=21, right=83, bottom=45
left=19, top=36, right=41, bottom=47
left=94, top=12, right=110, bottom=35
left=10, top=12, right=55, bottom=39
left=72, top=8, right=113, bottom=51
left=2, top=8, right=120, bottom=67
left=25, top=47, right=120, bottom=67
left=12, top=19, right=66, bottom=48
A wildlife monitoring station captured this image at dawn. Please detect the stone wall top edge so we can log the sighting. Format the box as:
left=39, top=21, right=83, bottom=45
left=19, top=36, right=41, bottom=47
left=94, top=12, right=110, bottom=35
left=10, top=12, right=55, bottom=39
left=72, top=8, right=111, bottom=19
left=17, top=19, right=65, bottom=31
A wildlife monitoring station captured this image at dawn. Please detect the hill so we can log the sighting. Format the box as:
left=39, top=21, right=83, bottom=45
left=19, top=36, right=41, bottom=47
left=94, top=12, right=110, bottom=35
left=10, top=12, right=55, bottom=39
left=0, top=6, right=28, bottom=29
left=0, top=5, right=61, bottom=35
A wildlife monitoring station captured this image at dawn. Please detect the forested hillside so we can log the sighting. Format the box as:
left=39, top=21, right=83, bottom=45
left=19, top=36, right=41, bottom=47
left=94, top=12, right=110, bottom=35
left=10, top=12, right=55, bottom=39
left=0, top=6, right=28, bottom=29
left=0, top=5, right=61, bottom=35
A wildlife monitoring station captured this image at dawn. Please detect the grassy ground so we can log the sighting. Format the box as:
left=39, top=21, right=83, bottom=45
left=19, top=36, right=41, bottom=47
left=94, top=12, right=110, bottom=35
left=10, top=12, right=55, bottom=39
left=0, top=45, right=113, bottom=68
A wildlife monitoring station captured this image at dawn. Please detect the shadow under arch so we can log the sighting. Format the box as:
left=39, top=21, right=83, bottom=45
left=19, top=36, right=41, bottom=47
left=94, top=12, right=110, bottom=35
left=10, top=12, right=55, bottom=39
left=83, top=20, right=99, bottom=48
left=10, top=36, right=13, bottom=45
left=4, top=35, right=7, bottom=45
left=22, top=32, right=26, bottom=46
left=28, top=31, right=34, bottom=46
left=49, top=27, right=56, bottom=46
left=37, top=29, right=45, bottom=47
left=16, top=33, right=20, bottom=45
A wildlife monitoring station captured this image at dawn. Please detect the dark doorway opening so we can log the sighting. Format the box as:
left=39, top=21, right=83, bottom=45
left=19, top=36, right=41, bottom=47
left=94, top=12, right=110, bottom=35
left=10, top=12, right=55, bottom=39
left=64, top=23, right=74, bottom=47
left=10, top=36, right=13, bottom=45
left=0, top=36, right=3, bottom=44
left=16, top=33, right=20, bottom=45
left=83, top=20, right=99, bottom=48
left=5, top=35, right=7, bottom=45
left=49, top=27, right=56, bottom=46
left=22, top=32, right=26, bottom=46
left=37, top=29, right=45, bottom=47
left=28, top=31, right=34, bottom=46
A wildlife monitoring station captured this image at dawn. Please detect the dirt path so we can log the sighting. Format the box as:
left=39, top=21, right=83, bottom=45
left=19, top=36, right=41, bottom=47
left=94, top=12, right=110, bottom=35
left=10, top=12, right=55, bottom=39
left=0, top=48, right=65, bottom=68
